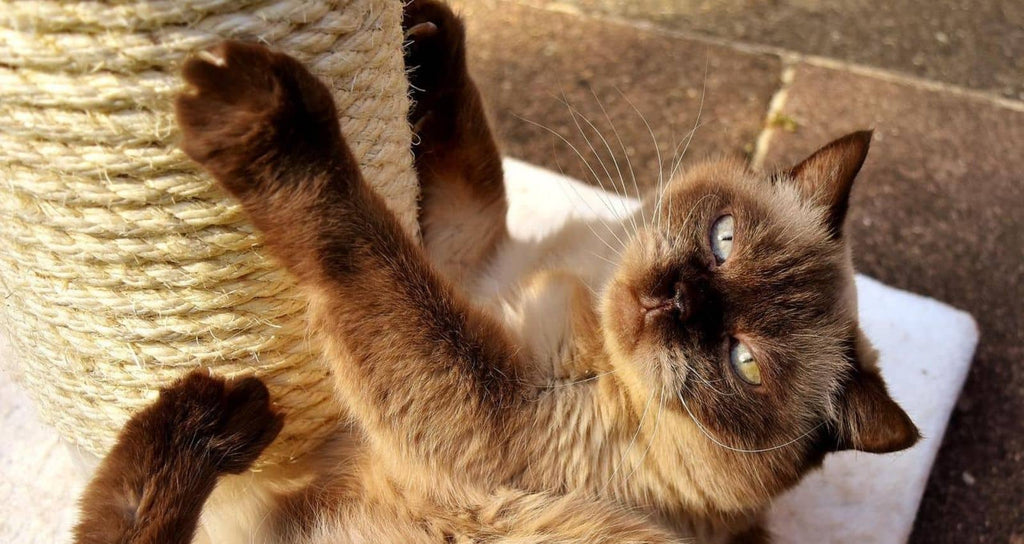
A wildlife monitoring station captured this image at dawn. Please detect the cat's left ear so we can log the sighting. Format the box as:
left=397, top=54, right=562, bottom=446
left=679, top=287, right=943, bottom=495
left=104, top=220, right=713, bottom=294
left=787, top=130, right=872, bottom=238
left=831, top=363, right=920, bottom=454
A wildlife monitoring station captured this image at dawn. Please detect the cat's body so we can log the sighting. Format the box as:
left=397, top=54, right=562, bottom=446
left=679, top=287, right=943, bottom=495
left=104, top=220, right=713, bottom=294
left=73, top=2, right=918, bottom=543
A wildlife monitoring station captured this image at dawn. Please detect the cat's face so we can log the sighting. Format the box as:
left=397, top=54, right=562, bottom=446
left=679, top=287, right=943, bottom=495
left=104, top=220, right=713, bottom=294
left=601, top=132, right=918, bottom=508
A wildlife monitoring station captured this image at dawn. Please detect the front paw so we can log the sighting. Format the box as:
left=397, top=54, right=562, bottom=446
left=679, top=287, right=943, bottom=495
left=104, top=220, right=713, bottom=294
left=131, top=370, right=284, bottom=475
left=175, top=41, right=342, bottom=199
left=403, top=0, right=470, bottom=127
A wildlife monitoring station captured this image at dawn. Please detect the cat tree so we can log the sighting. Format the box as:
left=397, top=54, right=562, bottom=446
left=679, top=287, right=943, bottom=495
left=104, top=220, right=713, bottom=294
left=0, top=0, right=419, bottom=463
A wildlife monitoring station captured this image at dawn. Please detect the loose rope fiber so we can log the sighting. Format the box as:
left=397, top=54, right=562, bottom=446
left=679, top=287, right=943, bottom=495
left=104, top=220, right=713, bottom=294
left=0, top=0, right=419, bottom=463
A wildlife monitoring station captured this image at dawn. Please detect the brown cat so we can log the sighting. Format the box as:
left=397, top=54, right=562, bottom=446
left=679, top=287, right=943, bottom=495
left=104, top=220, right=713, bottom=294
left=73, top=1, right=918, bottom=542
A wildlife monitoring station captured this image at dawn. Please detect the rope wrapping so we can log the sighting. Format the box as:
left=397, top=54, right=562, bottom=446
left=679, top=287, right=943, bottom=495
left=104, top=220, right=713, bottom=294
left=0, top=0, right=419, bottom=463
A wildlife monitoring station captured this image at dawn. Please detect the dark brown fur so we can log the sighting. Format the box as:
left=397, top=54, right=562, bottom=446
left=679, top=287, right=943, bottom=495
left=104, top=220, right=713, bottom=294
left=406, top=1, right=509, bottom=283
left=73, top=372, right=282, bottom=544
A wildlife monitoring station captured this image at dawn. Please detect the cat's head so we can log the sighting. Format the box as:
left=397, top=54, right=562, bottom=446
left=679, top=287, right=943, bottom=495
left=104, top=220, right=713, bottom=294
left=601, top=131, right=919, bottom=510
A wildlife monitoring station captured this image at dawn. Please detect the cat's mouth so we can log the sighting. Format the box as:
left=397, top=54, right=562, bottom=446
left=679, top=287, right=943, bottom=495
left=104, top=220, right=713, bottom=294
left=638, top=295, right=674, bottom=321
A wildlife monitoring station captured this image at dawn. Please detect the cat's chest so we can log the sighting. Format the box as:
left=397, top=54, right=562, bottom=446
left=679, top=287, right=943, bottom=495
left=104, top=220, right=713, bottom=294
left=468, top=228, right=613, bottom=381
left=478, top=267, right=588, bottom=380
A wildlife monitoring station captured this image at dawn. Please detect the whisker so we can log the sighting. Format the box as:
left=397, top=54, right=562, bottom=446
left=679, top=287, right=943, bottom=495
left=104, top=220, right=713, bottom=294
left=516, top=114, right=630, bottom=251
left=617, top=88, right=664, bottom=229
left=666, top=184, right=674, bottom=232
left=669, top=55, right=710, bottom=182
left=587, top=250, right=620, bottom=267
left=668, top=192, right=719, bottom=238
left=557, top=93, right=633, bottom=232
left=560, top=92, right=639, bottom=237
left=676, top=391, right=825, bottom=454
left=579, top=216, right=626, bottom=258
left=604, top=387, right=656, bottom=489
left=621, top=385, right=667, bottom=483
left=544, top=152, right=627, bottom=259
left=543, top=369, right=618, bottom=389
left=591, top=87, right=647, bottom=231
left=688, top=364, right=736, bottom=397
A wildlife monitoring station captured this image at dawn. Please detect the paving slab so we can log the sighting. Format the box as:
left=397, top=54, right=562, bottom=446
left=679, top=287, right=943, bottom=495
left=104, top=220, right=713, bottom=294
left=759, top=64, right=1024, bottom=543
left=524, top=0, right=1024, bottom=100
left=455, top=0, right=781, bottom=194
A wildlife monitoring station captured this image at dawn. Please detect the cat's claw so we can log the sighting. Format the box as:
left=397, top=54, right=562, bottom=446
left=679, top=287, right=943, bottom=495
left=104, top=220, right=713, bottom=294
left=405, top=21, right=439, bottom=40
left=403, top=0, right=469, bottom=126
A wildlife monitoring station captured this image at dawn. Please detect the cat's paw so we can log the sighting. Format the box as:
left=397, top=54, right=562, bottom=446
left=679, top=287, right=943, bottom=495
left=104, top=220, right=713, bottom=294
left=403, top=0, right=469, bottom=127
left=175, top=41, right=341, bottom=198
left=138, top=370, right=284, bottom=475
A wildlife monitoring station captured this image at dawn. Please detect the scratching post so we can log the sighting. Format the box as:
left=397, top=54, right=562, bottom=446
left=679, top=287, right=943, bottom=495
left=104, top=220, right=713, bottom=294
left=0, top=0, right=419, bottom=463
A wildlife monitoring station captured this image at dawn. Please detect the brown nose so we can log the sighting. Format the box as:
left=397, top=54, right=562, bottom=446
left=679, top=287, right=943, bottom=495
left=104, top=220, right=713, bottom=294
left=640, top=279, right=693, bottom=323
left=672, top=280, right=693, bottom=322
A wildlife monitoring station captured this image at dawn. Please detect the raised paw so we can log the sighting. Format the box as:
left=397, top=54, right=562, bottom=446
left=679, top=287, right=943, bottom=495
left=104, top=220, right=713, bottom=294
left=403, top=0, right=471, bottom=129
left=175, top=41, right=342, bottom=198
left=131, top=370, right=284, bottom=475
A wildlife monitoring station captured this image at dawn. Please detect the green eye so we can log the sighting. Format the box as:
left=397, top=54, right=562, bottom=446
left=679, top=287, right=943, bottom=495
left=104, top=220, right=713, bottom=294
left=710, top=214, right=734, bottom=263
left=730, top=341, right=761, bottom=385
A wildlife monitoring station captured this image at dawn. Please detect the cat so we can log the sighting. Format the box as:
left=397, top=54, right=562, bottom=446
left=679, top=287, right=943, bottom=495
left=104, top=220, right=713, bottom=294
left=73, top=1, right=919, bottom=542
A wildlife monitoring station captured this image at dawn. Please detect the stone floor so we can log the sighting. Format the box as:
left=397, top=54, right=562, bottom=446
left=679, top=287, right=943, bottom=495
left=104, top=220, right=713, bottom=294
left=453, top=1, right=1023, bottom=541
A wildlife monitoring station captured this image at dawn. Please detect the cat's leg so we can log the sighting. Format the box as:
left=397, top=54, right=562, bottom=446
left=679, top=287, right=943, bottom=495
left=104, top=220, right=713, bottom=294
left=73, top=371, right=283, bottom=544
left=404, top=0, right=508, bottom=283
left=176, top=42, right=553, bottom=485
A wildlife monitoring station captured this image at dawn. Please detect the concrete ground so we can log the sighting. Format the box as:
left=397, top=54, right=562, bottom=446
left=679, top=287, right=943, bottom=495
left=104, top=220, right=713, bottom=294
left=453, top=0, right=1023, bottom=541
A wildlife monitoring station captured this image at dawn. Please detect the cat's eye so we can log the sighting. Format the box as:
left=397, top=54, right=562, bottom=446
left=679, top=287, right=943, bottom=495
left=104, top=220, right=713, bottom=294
left=710, top=214, right=734, bottom=263
left=730, top=341, right=761, bottom=385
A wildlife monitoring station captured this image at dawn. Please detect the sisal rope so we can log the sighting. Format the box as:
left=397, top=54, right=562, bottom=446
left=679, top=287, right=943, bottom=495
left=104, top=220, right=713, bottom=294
left=0, top=0, right=419, bottom=463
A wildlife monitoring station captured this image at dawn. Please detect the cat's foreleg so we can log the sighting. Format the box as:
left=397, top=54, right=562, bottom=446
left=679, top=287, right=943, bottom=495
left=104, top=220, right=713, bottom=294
left=73, top=371, right=283, bottom=544
left=176, top=42, right=542, bottom=484
left=404, top=0, right=509, bottom=283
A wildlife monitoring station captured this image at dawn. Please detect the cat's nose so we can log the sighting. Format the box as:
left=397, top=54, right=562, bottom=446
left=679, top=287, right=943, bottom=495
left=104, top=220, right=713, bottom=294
left=672, top=280, right=694, bottom=322
left=639, top=278, right=694, bottom=324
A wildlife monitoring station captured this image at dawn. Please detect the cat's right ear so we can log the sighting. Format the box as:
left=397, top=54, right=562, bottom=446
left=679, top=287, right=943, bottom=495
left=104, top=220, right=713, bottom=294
left=786, top=130, right=873, bottom=238
left=831, top=364, right=920, bottom=454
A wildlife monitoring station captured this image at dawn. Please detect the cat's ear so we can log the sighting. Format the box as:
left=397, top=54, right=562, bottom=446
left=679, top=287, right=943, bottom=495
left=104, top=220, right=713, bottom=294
left=787, top=130, right=872, bottom=237
left=831, top=364, right=920, bottom=453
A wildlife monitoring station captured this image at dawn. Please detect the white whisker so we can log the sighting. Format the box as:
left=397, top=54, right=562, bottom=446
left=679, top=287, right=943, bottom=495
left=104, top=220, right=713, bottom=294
left=591, top=87, right=647, bottom=231
left=560, top=93, right=639, bottom=237
left=516, top=114, right=630, bottom=251
left=587, top=250, right=620, bottom=267
left=669, top=56, right=709, bottom=182
left=558, top=94, right=633, bottom=231
left=544, top=369, right=618, bottom=389
left=617, top=88, right=664, bottom=230
left=688, top=364, right=736, bottom=397
left=668, top=192, right=719, bottom=239
left=621, top=385, right=667, bottom=483
left=676, top=391, right=824, bottom=454
left=604, top=387, right=656, bottom=489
